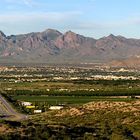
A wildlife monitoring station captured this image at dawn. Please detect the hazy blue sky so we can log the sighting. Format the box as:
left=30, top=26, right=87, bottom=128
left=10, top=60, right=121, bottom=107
left=0, top=0, right=140, bottom=38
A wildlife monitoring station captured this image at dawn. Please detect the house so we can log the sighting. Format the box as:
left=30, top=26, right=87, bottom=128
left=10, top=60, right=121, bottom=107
left=21, top=101, right=32, bottom=106
left=34, top=110, right=42, bottom=113
left=49, top=106, right=63, bottom=110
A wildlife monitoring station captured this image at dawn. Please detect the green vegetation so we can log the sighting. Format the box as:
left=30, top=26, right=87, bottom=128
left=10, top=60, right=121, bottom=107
left=1, top=79, right=140, bottom=92
left=1, top=101, right=140, bottom=139
left=1, top=66, right=140, bottom=139
left=13, top=95, right=134, bottom=104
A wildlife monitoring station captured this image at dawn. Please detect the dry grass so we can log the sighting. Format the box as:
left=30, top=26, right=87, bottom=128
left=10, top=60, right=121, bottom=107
left=83, top=100, right=140, bottom=113
left=55, top=107, right=84, bottom=117
left=0, top=124, right=12, bottom=134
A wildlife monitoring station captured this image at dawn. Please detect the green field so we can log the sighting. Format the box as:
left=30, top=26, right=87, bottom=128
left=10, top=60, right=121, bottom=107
left=13, top=95, right=135, bottom=105
left=2, top=79, right=140, bottom=92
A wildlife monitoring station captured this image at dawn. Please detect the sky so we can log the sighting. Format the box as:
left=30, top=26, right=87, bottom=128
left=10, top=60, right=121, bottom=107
left=0, top=0, right=140, bottom=38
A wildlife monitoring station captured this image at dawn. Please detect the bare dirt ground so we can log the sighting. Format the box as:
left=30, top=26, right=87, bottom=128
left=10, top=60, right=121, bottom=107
left=83, top=101, right=140, bottom=113
left=52, top=100, right=140, bottom=118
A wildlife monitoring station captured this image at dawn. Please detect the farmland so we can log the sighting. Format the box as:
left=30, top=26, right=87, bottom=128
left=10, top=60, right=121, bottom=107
left=13, top=95, right=134, bottom=104
left=0, top=65, right=140, bottom=139
left=0, top=66, right=140, bottom=113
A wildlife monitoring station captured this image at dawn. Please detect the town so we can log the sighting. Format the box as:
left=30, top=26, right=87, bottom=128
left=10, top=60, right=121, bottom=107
left=0, top=65, right=139, bottom=83
left=0, top=65, right=140, bottom=115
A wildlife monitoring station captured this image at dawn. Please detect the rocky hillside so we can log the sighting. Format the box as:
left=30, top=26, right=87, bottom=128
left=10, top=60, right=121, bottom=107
left=0, top=29, right=140, bottom=66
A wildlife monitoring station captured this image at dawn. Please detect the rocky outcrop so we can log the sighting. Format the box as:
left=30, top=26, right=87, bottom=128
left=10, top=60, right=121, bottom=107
left=0, top=29, right=140, bottom=66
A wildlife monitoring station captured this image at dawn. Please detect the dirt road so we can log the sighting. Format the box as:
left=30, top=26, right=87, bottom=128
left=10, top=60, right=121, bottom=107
left=0, top=94, right=27, bottom=121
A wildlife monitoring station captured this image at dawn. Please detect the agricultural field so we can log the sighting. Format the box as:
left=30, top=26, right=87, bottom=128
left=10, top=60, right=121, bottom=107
left=0, top=66, right=140, bottom=139
left=1, top=66, right=140, bottom=115
left=1, top=79, right=140, bottom=91
left=13, top=95, right=135, bottom=105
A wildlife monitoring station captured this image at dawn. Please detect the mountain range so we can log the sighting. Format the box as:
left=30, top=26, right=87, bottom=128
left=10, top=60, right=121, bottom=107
left=0, top=29, right=140, bottom=67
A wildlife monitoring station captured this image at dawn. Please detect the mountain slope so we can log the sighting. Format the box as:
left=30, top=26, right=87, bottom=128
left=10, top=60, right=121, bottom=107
left=0, top=29, right=140, bottom=65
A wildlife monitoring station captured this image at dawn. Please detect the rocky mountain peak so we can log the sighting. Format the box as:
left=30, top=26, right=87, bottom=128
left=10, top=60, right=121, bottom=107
left=43, top=29, right=61, bottom=34
left=0, top=28, right=140, bottom=66
left=41, top=29, right=62, bottom=41
left=65, top=30, right=76, bottom=35
left=63, top=31, right=85, bottom=43
left=0, top=31, right=6, bottom=38
left=106, top=34, right=117, bottom=40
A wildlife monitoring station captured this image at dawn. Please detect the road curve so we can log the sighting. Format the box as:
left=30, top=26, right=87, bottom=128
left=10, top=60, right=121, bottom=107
left=0, top=94, right=27, bottom=121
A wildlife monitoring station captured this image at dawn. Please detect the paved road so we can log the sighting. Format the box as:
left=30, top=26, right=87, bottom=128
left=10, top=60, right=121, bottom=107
left=0, top=94, right=27, bottom=121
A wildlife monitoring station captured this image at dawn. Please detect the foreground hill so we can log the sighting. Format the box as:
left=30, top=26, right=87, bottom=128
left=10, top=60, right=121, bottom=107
left=1, top=101, right=140, bottom=139
left=0, top=29, right=140, bottom=66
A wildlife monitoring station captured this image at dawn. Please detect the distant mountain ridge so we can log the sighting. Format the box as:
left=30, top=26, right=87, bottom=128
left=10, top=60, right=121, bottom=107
left=0, top=29, right=140, bottom=67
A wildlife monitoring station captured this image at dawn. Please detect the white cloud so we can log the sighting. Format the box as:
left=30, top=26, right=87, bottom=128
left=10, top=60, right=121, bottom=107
left=0, top=11, right=82, bottom=35
left=70, top=17, right=140, bottom=31
left=0, top=7, right=140, bottom=38
left=0, top=11, right=82, bottom=23
left=5, top=0, right=37, bottom=7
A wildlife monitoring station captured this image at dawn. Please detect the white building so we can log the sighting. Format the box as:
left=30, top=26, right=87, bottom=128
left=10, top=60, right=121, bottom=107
left=21, top=101, right=32, bottom=106
left=34, top=110, right=42, bottom=113
left=49, top=106, right=63, bottom=110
